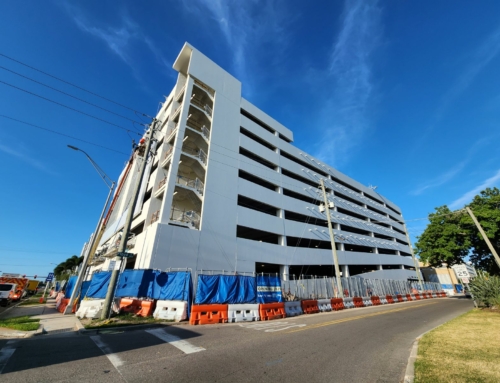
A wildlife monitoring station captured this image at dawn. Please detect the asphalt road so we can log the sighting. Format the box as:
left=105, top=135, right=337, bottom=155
left=0, top=297, right=473, bottom=383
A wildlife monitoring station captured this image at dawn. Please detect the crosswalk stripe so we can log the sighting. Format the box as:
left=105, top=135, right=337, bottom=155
left=90, top=335, right=124, bottom=369
left=145, top=328, right=205, bottom=354
left=0, top=341, right=17, bottom=374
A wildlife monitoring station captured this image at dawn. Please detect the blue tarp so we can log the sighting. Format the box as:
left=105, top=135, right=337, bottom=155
left=81, top=281, right=91, bottom=300
left=115, top=269, right=156, bottom=298
left=85, top=271, right=111, bottom=299
left=257, top=275, right=282, bottom=303
left=64, top=276, right=78, bottom=298
left=84, top=270, right=193, bottom=316
left=195, top=275, right=256, bottom=304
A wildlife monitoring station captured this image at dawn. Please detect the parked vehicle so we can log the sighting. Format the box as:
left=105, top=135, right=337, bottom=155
left=26, top=280, right=40, bottom=295
left=0, top=283, right=17, bottom=306
left=0, top=277, right=29, bottom=302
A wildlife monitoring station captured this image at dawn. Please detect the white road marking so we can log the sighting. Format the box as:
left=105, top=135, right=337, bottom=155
left=0, top=341, right=17, bottom=374
left=239, top=321, right=307, bottom=332
left=90, top=335, right=124, bottom=368
left=145, top=328, right=205, bottom=354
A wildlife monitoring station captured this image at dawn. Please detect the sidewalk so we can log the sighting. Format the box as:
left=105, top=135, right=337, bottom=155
left=0, top=300, right=83, bottom=338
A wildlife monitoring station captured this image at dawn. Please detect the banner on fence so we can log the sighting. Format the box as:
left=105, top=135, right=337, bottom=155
left=195, top=274, right=256, bottom=304
left=257, top=275, right=282, bottom=303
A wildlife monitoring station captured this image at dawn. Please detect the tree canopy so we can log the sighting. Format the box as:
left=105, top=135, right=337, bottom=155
left=415, top=187, right=500, bottom=275
left=53, top=255, right=83, bottom=280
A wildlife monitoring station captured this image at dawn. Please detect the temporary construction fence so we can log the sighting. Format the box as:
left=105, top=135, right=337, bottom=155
left=281, top=276, right=442, bottom=301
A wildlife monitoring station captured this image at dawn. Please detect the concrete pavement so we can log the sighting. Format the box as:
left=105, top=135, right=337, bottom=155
left=0, top=300, right=82, bottom=337
left=0, top=297, right=473, bottom=382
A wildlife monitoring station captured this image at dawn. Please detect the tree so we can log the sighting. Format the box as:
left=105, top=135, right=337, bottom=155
left=415, top=187, right=500, bottom=275
left=53, top=255, right=84, bottom=280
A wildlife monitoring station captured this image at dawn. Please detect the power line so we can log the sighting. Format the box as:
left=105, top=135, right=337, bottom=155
left=0, top=65, right=146, bottom=125
left=0, top=115, right=129, bottom=156
left=0, top=79, right=142, bottom=136
left=0, top=52, right=151, bottom=117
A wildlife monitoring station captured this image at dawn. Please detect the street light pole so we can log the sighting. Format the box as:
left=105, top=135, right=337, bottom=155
left=64, top=146, right=115, bottom=315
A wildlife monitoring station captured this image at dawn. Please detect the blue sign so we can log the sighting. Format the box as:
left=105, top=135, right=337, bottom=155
left=257, top=275, right=282, bottom=303
left=46, top=272, right=54, bottom=282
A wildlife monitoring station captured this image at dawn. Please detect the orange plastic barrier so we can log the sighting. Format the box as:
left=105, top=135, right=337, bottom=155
left=301, top=300, right=320, bottom=314
left=414, top=293, right=421, bottom=300
left=119, top=298, right=156, bottom=317
left=331, top=298, right=345, bottom=311
left=396, top=294, right=404, bottom=303
left=189, top=304, right=228, bottom=325
left=353, top=297, right=365, bottom=308
left=406, top=294, right=413, bottom=301
left=57, top=298, right=70, bottom=313
left=385, top=295, right=394, bottom=304
left=422, top=293, right=429, bottom=299
left=370, top=296, right=381, bottom=306
left=259, top=303, right=286, bottom=321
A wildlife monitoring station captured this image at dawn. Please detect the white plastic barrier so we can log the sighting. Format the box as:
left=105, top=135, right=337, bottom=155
left=76, top=299, right=119, bottom=319
left=317, top=298, right=332, bottom=312
left=76, top=299, right=99, bottom=319
left=153, top=300, right=188, bottom=322
left=380, top=298, right=388, bottom=304
left=362, top=297, right=372, bottom=307
left=343, top=297, right=354, bottom=309
left=410, top=294, right=416, bottom=301
left=402, top=295, right=407, bottom=302
left=228, top=304, right=260, bottom=322
left=392, top=295, right=399, bottom=303
left=284, top=301, right=303, bottom=317
left=432, top=293, right=437, bottom=298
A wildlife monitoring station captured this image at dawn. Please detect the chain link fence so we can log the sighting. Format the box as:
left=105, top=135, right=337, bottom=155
left=282, top=276, right=442, bottom=301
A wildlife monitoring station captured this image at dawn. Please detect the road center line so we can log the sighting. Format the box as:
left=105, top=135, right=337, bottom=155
left=284, top=301, right=438, bottom=334
left=0, top=341, right=17, bottom=374
left=145, top=328, right=205, bottom=354
left=90, top=335, right=125, bottom=369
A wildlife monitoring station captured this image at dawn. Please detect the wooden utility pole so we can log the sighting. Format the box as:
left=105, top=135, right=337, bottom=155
left=465, top=207, right=500, bottom=270
left=101, top=121, right=157, bottom=319
left=319, top=179, right=343, bottom=298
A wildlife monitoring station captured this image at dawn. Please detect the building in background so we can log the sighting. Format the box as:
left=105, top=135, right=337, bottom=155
left=420, top=262, right=464, bottom=294
left=88, top=43, right=419, bottom=281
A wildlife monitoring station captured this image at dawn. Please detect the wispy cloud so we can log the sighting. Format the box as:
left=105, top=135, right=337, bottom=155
left=313, top=0, right=382, bottom=166
left=64, top=5, right=173, bottom=78
left=0, top=143, right=57, bottom=175
left=415, top=24, right=500, bottom=149
left=449, top=169, right=500, bottom=209
left=411, top=138, right=489, bottom=195
left=183, top=0, right=289, bottom=96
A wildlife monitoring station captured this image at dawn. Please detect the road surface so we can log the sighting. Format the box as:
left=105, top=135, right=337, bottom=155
left=0, top=297, right=473, bottom=382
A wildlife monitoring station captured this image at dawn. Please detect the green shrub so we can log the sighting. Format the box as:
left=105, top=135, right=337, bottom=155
left=469, top=271, right=500, bottom=307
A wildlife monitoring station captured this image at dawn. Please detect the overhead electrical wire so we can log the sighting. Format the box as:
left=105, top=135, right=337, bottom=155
left=0, top=80, right=142, bottom=136
left=0, top=115, right=129, bottom=156
left=0, top=52, right=151, bottom=118
left=0, top=65, right=146, bottom=125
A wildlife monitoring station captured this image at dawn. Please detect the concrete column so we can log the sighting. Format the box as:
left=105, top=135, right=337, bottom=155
left=341, top=265, right=350, bottom=278
left=400, top=265, right=405, bottom=269
left=280, top=265, right=289, bottom=281
left=378, top=265, right=383, bottom=270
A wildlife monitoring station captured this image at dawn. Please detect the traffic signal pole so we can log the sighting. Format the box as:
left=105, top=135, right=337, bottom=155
left=100, top=121, right=157, bottom=319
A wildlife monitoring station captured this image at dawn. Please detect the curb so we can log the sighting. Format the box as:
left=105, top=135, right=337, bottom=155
left=0, top=323, right=44, bottom=339
left=403, top=322, right=448, bottom=383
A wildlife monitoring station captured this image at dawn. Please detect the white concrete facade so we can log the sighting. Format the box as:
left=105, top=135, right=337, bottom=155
left=90, top=43, right=418, bottom=281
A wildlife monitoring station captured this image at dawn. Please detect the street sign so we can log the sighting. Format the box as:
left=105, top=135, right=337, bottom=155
left=461, top=277, right=470, bottom=284
left=118, top=252, right=134, bottom=258
left=452, top=264, right=477, bottom=279
left=108, top=260, right=116, bottom=271
left=45, top=272, right=54, bottom=282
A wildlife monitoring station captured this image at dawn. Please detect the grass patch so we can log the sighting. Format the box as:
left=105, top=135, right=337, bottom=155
left=415, top=309, right=500, bottom=383
left=0, top=315, right=40, bottom=331
left=82, top=313, right=173, bottom=329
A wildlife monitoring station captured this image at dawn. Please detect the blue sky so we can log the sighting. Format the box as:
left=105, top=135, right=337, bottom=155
left=1, top=1, right=500, bottom=278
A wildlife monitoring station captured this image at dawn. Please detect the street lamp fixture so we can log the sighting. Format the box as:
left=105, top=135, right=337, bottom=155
left=64, top=145, right=116, bottom=315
